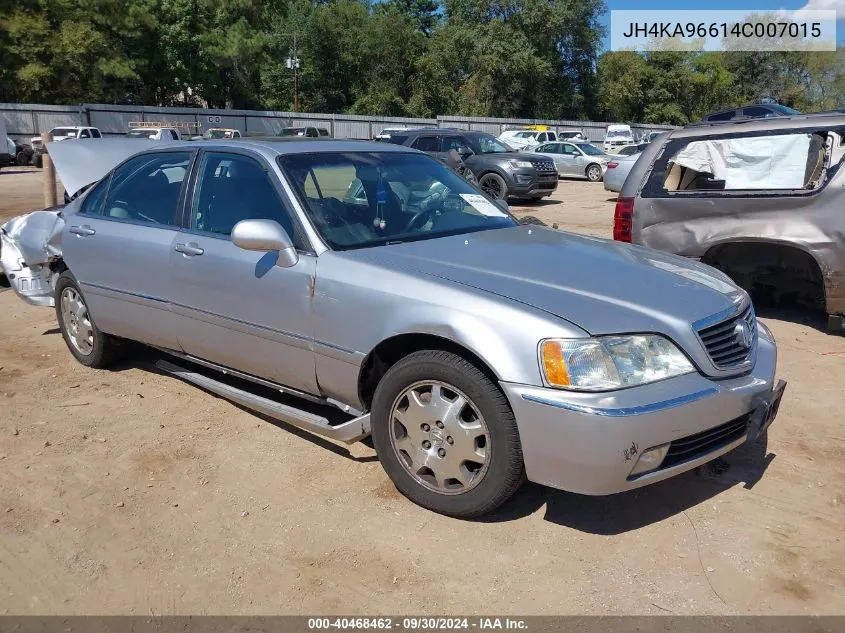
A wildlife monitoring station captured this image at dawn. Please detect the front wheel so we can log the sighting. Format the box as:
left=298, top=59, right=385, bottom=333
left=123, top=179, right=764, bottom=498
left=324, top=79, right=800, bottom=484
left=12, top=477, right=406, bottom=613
left=586, top=163, right=603, bottom=182
left=371, top=350, right=524, bottom=518
left=477, top=173, right=508, bottom=200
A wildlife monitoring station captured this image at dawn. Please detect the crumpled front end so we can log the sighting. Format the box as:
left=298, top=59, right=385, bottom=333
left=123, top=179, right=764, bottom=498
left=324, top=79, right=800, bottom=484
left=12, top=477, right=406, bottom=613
left=0, top=209, right=65, bottom=307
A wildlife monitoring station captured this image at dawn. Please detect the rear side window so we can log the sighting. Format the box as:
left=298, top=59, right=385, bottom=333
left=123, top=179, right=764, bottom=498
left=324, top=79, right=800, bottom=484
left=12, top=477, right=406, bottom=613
left=658, top=131, right=831, bottom=193
left=742, top=106, right=776, bottom=118
left=103, top=152, right=192, bottom=225
left=412, top=136, right=440, bottom=152
left=79, top=129, right=91, bottom=138
left=78, top=177, right=110, bottom=216
left=706, top=110, right=736, bottom=122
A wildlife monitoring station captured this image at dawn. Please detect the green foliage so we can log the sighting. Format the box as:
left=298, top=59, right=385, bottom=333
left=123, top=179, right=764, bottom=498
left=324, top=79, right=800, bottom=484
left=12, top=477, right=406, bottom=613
left=0, top=0, right=842, bottom=123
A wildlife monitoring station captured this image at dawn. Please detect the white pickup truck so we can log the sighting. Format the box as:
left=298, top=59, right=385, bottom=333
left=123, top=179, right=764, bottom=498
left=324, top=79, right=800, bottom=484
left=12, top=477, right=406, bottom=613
left=30, top=126, right=102, bottom=152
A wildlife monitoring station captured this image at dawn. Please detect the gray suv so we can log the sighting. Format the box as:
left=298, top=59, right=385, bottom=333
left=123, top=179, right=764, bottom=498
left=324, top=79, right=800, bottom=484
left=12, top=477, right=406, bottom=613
left=391, top=128, right=558, bottom=201
left=616, top=113, right=845, bottom=331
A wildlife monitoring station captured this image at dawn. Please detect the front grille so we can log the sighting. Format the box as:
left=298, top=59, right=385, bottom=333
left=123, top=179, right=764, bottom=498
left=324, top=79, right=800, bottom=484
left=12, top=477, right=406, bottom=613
left=696, top=304, right=757, bottom=369
left=661, top=413, right=749, bottom=470
left=530, top=160, right=556, bottom=173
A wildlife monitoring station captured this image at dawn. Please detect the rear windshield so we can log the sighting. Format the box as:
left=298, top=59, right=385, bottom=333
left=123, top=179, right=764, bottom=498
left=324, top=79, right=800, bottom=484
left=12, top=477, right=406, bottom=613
left=128, top=129, right=158, bottom=138
left=50, top=127, right=78, bottom=137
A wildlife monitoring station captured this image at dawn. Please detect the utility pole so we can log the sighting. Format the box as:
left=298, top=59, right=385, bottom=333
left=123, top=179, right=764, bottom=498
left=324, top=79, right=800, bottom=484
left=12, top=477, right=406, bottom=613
left=284, top=33, right=301, bottom=113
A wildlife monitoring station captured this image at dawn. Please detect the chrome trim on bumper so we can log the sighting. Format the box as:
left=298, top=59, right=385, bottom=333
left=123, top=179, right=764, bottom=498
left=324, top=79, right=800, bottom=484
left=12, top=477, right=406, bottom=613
left=521, top=386, right=719, bottom=417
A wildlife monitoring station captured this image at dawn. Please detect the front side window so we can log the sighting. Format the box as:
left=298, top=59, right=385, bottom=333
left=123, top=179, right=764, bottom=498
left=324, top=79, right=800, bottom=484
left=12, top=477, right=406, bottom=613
left=536, top=133, right=547, bottom=143
left=280, top=151, right=516, bottom=250
left=471, top=133, right=512, bottom=154
left=78, top=176, right=111, bottom=216
left=91, top=129, right=102, bottom=138
left=441, top=136, right=465, bottom=152
left=561, top=143, right=579, bottom=156
left=412, top=136, right=440, bottom=152
left=660, top=131, right=832, bottom=192
left=103, top=152, right=191, bottom=224
left=191, top=152, right=300, bottom=245
left=79, top=129, right=91, bottom=138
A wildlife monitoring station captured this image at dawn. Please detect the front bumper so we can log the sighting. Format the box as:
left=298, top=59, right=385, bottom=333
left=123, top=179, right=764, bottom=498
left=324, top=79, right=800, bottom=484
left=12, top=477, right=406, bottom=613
left=501, top=328, right=781, bottom=495
left=508, top=170, right=558, bottom=198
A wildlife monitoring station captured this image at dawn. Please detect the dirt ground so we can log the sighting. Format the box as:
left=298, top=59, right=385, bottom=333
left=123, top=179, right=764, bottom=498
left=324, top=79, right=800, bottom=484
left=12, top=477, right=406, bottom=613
left=1, top=166, right=843, bottom=615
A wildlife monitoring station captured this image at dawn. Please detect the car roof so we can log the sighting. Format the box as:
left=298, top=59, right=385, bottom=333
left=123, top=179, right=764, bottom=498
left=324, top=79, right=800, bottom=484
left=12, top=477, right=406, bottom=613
left=674, top=112, right=845, bottom=138
left=137, top=138, right=418, bottom=156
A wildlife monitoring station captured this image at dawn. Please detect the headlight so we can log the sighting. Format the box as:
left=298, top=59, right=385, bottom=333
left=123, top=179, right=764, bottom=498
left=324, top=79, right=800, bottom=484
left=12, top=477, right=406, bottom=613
left=539, top=335, right=695, bottom=391
left=509, top=160, right=534, bottom=169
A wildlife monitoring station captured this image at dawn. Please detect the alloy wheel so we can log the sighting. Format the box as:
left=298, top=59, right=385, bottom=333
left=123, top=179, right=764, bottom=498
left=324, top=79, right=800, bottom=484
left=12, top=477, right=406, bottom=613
left=389, top=381, right=490, bottom=495
left=60, top=287, right=94, bottom=356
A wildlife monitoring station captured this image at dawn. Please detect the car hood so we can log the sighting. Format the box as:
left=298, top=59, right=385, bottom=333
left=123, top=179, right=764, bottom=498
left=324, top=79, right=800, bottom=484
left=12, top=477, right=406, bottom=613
left=346, top=226, right=745, bottom=336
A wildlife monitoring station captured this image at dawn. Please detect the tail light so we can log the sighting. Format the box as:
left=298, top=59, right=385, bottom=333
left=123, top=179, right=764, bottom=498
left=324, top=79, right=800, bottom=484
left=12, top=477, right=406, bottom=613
left=613, top=197, right=634, bottom=243
left=607, top=161, right=619, bottom=169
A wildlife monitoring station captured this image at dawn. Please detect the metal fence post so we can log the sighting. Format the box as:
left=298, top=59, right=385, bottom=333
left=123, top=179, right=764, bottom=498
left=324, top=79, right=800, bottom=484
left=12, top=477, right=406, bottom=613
left=42, top=131, right=57, bottom=208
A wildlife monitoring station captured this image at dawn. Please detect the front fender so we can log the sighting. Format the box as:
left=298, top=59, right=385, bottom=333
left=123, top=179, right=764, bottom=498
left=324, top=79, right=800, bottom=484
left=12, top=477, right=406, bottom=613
left=312, top=252, right=587, bottom=410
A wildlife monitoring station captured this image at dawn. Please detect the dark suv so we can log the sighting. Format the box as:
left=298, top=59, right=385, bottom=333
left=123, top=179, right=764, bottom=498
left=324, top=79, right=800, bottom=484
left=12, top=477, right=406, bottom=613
left=390, top=128, right=557, bottom=201
left=701, top=103, right=801, bottom=122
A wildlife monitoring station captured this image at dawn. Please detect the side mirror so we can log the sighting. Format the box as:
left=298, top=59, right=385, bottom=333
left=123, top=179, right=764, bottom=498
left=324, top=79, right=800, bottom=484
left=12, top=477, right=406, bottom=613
left=231, top=219, right=299, bottom=268
left=457, top=145, right=474, bottom=158
left=495, top=199, right=509, bottom=212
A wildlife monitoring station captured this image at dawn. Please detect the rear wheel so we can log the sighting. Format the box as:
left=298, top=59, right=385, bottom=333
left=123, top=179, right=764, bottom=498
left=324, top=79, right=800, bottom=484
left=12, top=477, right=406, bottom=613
left=55, top=271, right=124, bottom=368
left=371, top=350, right=524, bottom=518
left=586, top=163, right=602, bottom=182
left=478, top=173, right=508, bottom=200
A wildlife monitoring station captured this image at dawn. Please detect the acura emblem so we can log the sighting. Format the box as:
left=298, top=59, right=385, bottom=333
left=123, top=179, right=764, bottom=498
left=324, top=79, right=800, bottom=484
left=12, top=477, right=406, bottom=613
left=734, top=321, right=753, bottom=349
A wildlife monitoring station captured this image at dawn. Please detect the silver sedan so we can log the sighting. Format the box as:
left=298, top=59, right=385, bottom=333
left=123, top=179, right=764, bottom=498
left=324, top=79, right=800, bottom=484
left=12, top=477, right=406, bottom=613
left=603, top=152, right=641, bottom=193
left=532, top=141, right=613, bottom=181
left=1, top=137, right=785, bottom=519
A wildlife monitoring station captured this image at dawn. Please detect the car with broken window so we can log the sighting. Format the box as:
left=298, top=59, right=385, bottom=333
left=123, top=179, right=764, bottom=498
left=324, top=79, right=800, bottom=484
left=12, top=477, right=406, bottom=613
left=615, top=113, right=845, bottom=332
left=1, top=137, right=785, bottom=518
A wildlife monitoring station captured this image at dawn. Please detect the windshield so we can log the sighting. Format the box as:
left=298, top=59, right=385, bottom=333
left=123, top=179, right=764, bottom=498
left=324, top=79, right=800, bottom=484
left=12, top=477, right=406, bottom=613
left=469, top=133, right=513, bottom=154
left=279, top=151, right=516, bottom=250
left=514, top=132, right=534, bottom=138
left=280, top=128, right=303, bottom=136
left=128, top=129, right=157, bottom=138
left=51, top=127, right=77, bottom=137
left=607, top=130, right=632, bottom=139
left=576, top=143, right=604, bottom=156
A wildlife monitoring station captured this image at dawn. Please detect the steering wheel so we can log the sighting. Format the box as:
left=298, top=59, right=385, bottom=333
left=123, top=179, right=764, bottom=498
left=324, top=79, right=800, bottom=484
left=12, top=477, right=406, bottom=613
left=402, top=207, right=438, bottom=233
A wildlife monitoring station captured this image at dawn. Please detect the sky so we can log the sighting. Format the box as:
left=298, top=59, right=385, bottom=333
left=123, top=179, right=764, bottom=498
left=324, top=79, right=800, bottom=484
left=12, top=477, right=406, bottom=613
left=598, top=0, right=844, bottom=50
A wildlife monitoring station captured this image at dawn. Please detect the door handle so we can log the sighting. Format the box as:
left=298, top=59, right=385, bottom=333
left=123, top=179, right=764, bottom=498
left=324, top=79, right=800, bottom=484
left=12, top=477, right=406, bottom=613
left=69, top=225, right=96, bottom=237
left=174, top=242, right=204, bottom=256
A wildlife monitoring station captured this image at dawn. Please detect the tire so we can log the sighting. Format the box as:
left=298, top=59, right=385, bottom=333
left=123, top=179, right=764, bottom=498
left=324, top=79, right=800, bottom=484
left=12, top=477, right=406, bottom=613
left=586, top=163, right=603, bottom=182
left=371, top=350, right=524, bottom=518
left=55, top=271, right=124, bottom=368
left=477, top=172, right=509, bottom=200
